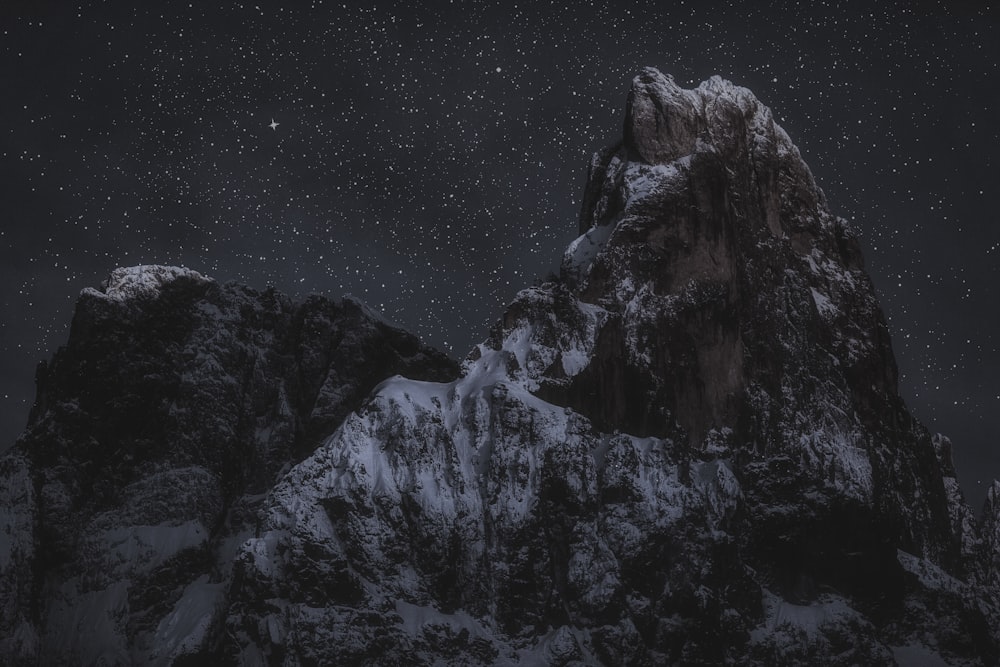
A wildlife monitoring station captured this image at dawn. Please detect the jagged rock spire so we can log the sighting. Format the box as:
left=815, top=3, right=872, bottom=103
left=624, top=67, right=702, bottom=164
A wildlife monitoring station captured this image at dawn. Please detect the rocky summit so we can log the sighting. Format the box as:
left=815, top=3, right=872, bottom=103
left=2, top=68, right=999, bottom=665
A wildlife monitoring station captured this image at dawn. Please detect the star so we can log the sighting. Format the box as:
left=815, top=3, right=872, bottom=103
left=268, top=119, right=280, bottom=130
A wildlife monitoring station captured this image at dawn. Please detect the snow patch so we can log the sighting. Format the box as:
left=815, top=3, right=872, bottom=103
left=560, top=346, right=589, bottom=376
left=564, top=220, right=615, bottom=278
left=622, top=160, right=685, bottom=209
left=150, top=575, right=226, bottom=664
left=756, top=589, right=859, bottom=639
left=896, top=550, right=965, bottom=594
left=394, top=599, right=487, bottom=637
left=810, top=287, right=838, bottom=319
left=890, top=643, right=952, bottom=667
left=85, top=265, right=211, bottom=302
left=104, top=520, right=209, bottom=574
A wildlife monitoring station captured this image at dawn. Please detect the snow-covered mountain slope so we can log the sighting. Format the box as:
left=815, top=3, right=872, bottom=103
left=3, top=69, right=1000, bottom=665
left=0, top=265, right=458, bottom=665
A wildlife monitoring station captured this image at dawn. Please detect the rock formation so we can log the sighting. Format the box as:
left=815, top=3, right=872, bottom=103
left=2, top=69, right=999, bottom=665
left=0, top=265, right=458, bottom=665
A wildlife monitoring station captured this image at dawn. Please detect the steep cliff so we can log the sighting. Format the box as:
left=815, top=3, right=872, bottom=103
left=3, top=70, right=999, bottom=666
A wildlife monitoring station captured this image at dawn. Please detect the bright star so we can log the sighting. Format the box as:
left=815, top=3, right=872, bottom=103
left=269, top=119, right=280, bottom=130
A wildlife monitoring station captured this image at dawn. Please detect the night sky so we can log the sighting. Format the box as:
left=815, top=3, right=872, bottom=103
left=2, top=2, right=998, bottom=508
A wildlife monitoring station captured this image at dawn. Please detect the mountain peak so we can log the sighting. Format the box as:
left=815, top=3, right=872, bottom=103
left=2, top=71, right=998, bottom=665
left=84, top=265, right=212, bottom=302
left=624, top=67, right=701, bottom=164
left=622, top=68, right=779, bottom=168
left=568, top=71, right=823, bottom=300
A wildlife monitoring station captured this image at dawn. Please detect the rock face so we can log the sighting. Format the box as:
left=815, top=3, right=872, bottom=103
left=3, top=69, right=1000, bottom=665
left=0, top=265, right=458, bottom=665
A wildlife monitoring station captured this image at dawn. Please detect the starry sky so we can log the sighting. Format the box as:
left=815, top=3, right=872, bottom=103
left=1, top=1, right=998, bottom=507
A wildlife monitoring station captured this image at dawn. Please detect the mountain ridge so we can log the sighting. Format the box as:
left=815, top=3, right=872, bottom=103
left=2, top=68, right=998, bottom=665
